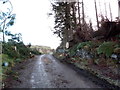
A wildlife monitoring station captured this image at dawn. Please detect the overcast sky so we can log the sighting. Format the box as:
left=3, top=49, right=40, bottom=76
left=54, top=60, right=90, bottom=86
left=83, top=0, right=118, bottom=28
left=1, top=0, right=118, bottom=49
left=9, top=0, right=61, bottom=49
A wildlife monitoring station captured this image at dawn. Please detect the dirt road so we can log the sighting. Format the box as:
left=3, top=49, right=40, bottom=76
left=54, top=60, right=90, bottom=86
left=6, top=54, right=102, bottom=88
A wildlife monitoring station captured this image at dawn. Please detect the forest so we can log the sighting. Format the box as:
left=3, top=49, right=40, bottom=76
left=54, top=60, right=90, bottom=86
left=52, top=0, right=120, bottom=87
left=0, top=0, right=120, bottom=89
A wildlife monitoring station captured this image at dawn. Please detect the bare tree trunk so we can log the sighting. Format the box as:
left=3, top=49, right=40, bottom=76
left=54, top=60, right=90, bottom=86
left=72, top=2, right=77, bottom=30
left=82, top=0, right=85, bottom=24
left=118, top=0, right=120, bottom=19
left=3, top=20, right=6, bottom=42
left=99, top=0, right=102, bottom=15
left=109, top=3, right=112, bottom=21
left=64, top=2, right=70, bottom=47
left=78, top=2, right=81, bottom=26
left=94, top=0, right=99, bottom=29
left=104, top=1, right=107, bottom=18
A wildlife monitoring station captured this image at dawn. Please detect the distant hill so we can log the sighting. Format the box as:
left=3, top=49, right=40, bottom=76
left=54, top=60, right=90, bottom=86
left=30, top=45, right=54, bottom=54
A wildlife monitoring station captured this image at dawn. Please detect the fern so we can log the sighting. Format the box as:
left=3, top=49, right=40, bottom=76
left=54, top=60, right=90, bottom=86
left=69, top=41, right=94, bottom=56
left=69, top=44, right=78, bottom=56
left=97, top=42, right=115, bottom=57
left=77, top=41, right=94, bottom=49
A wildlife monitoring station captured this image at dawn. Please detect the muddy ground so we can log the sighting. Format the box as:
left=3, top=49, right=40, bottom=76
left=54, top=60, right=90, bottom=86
left=3, top=55, right=119, bottom=89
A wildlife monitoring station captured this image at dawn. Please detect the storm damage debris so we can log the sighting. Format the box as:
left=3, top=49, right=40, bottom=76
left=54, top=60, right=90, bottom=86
left=92, top=21, right=120, bottom=41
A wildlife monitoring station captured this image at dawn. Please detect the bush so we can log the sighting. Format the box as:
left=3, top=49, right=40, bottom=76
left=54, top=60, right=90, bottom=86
left=2, top=42, right=20, bottom=58
left=2, top=41, right=42, bottom=59
left=69, top=44, right=78, bottom=56
left=2, top=54, right=14, bottom=67
left=77, top=41, right=94, bottom=50
left=97, top=42, right=115, bottom=57
left=68, top=41, right=95, bottom=57
left=30, top=49, right=41, bottom=55
left=2, top=54, right=15, bottom=77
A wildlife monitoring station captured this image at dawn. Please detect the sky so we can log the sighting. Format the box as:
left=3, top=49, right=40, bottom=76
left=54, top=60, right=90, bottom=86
left=9, top=0, right=61, bottom=49
left=1, top=0, right=118, bottom=49
left=82, top=0, right=118, bottom=29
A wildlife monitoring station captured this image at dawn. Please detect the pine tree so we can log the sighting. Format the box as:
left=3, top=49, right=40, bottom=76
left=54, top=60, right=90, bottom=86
left=51, top=1, right=78, bottom=48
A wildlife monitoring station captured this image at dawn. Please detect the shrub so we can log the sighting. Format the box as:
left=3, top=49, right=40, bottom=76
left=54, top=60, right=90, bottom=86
left=69, top=44, right=78, bottom=56
left=97, top=42, right=115, bottom=57
left=2, top=42, right=20, bottom=58
left=2, top=41, right=41, bottom=59
left=2, top=54, right=14, bottom=67
left=69, top=41, right=95, bottom=57
left=77, top=41, right=94, bottom=50
left=30, top=49, right=41, bottom=55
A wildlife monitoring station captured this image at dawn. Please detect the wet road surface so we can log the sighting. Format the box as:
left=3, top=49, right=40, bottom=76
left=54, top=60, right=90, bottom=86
left=10, top=54, right=101, bottom=88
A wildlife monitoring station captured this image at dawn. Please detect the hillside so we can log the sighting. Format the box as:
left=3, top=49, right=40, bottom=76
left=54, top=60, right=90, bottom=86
left=31, top=45, right=54, bottom=54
